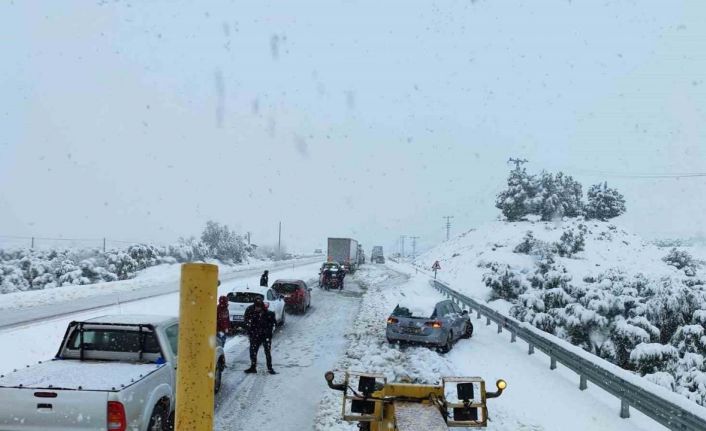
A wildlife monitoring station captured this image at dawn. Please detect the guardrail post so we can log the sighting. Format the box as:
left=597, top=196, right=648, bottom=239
left=486, top=316, right=491, bottom=326
left=510, top=331, right=516, bottom=343
left=620, top=399, right=630, bottom=418
left=528, top=344, right=535, bottom=355
left=497, top=322, right=502, bottom=333
left=476, top=309, right=481, bottom=319
left=579, top=375, right=587, bottom=391
left=550, top=356, right=557, bottom=370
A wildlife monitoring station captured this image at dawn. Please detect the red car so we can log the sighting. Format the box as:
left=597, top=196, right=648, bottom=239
left=272, top=279, right=312, bottom=313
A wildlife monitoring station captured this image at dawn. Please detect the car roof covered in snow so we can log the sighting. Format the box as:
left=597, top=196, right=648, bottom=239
left=272, top=279, right=304, bottom=284
left=83, top=314, right=177, bottom=326
left=230, top=285, right=270, bottom=295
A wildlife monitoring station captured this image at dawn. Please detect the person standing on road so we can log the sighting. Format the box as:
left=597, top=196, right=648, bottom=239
left=260, top=270, right=269, bottom=287
left=243, top=297, right=277, bottom=374
left=216, top=295, right=230, bottom=347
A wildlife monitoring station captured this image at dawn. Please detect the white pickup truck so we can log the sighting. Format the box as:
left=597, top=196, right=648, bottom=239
left=0, top=314, right=226, bottom=431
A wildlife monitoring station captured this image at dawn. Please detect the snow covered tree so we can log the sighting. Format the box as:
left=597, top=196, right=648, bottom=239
left=534, top=171, right=584, bottom=221
left=495, top=167, right=538, bottom=221
left=585, top=182, right=626, bottom=221
left=201, top=221, right=247, bottom=263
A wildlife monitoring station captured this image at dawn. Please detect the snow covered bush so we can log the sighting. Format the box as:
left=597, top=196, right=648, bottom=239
left=584, top=182, right=626, bottom=221
left=630, top=343, right=679, bottom=375
left=663, top=248, right=698, bottom=276
left=0, top=221, right=256, bottom=294
left=555, top=227, right=586, bottom=257
left=167, top=237, right=211, bottom=262
left=610, top=318, right=651, bottom=368
left=481, top=262, right=526, bottom=300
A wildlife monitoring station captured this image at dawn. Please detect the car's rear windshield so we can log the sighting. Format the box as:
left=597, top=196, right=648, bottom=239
left=66, top=329, right=161, bottom=353
left=272, top=283, right=299, bottom=293
left=228, top=292, right=264, bottom=303
left=392, top=305, right=429, bottom=318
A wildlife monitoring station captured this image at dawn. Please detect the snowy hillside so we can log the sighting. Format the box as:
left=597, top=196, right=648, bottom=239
left=414, top=218, right=706, bottom=406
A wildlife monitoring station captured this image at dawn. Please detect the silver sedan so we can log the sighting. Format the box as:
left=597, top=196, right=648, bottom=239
left=385, top=300, right=473, bottom=353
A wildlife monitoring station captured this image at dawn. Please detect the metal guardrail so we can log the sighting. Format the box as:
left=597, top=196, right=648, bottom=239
left=430, top=278, right=706, bottom=431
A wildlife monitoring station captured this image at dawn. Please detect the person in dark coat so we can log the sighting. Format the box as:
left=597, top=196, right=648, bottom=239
left=243, top=297, right=277, bottom=374
left=260, top=270, right=269, bottom=287
left=216, top=296, right=230, bottom=347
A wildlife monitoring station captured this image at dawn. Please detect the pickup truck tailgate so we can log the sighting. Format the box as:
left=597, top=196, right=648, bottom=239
left=0, top=387, right=107, bottom=430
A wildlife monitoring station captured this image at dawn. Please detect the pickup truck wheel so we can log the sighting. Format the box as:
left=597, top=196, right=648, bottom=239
left=148, top=404, right=168, bottom=431
left=214, top=360, right=224, bottom=393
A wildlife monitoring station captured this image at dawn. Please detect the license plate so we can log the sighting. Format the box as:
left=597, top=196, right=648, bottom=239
left=232, top=315, right=243, bottom=321
left=402, top=327, right=421, bottom=334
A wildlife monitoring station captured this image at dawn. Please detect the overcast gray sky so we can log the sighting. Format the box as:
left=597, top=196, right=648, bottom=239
left=1, top=0, right=705, bottom=253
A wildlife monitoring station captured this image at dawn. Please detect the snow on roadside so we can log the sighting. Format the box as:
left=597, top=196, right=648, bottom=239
left=0, top=257, right=312, bottom=311
left=314, top=265, right=455, bottom=431
left=315, top=263, right=660, bottom=431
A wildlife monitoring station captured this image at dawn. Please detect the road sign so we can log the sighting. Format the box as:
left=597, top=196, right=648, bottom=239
left=432, top=261, right=441, bottom=279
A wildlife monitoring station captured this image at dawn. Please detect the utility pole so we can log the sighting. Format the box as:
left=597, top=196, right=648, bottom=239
left=247, top=232, right=251, bottom=245
left=409, top=236, right=419, bottom=259
left=507, top=157, right=529, bottom=170
left=399, top=235, right=407, bottom=258
left=278, top=222, right=282, bottom=256
left=443, top=216, right=454, bottom=241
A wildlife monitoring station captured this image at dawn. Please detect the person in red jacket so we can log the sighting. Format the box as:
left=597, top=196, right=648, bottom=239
left=216, top=295, right=230, bottom=347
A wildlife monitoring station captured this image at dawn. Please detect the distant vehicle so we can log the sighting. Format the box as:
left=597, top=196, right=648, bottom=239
left=0, top=314, right=226, bottom=431
left=357, top=243, right=365, bottom=265
left=314, top=248, right=323, bottom=254
left=227, top=286, right=286, bottom=329
left=272, top=279, right=312, bottom=313
left=371, top=246, right=385, bottom=264
left=319, top=262, right=344, bottom=290
left=327, top=237, right=359, bottom=273
left=386, top=300, right=473, bottom=353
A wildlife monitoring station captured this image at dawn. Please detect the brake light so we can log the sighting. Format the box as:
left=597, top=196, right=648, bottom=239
left=107, top=401, right=126, bottom=431
left=425, top=321, right=442, bottom=329
left=387, top=317, right=398, bottom=324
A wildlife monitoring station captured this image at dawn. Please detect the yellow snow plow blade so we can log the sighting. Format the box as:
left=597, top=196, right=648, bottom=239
left=324, top=371, right=506, bottom=431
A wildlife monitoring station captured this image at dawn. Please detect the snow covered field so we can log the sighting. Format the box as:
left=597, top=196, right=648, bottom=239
left=315, top=263, right=661, bottom=431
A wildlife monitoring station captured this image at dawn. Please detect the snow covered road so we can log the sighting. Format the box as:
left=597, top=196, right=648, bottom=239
left=214, top=277, right=363, bottom=430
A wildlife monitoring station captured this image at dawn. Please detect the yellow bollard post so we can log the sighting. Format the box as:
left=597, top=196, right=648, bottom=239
left=175, top=263, right=219, bottom=431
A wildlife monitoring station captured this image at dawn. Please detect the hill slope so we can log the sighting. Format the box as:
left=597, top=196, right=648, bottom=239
left=415, top=218, right=706, bottom=406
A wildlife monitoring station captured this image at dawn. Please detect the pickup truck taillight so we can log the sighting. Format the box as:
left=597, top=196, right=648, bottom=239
left=107, top=401, right=127, bottom=431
